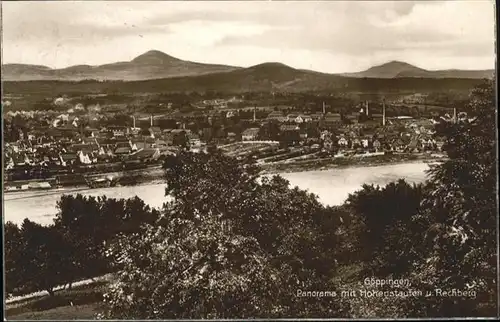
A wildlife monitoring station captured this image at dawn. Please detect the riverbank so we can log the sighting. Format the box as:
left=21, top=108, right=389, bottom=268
left=4, top=165, right=165, bottom=194
left=260, top=152, right=446, bottom=174
left=5, top=160, right=430, bottom=227
left=4, top=153, right=445, bottom=194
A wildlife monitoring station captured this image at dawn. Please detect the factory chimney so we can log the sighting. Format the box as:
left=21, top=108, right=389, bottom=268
left=132, top=115, right=136, bottom=129
left=150, top=114, right=153, bottom=127
left=382, top=98, right=386, bottom=126
left=322, top=102, right=326, bottom=114
left=453, top=108, right=457, bottom=123
left=253, top=106, right=257, bottom=122
left=365, top=101, right=369, bottom=116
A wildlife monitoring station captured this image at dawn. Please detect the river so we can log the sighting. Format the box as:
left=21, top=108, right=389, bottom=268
left=3, top=162, right=430, bottom=226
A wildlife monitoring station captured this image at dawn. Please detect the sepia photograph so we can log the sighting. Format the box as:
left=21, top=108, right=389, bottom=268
left=2, top=0, right=498, bottom=319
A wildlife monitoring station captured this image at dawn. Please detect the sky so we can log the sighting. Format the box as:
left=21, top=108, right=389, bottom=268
left=2, top=1, right=496, bottom=73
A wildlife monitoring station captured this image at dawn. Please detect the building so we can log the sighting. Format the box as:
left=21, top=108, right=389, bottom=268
left=130, top=148, right=161, bottom=162
left=338, top=137, right=349, bottom=147
left=108, top=126, right=129, bottom=137
left=149, top=127, right=162, bottom=139
left=320, top=130, right=332, bottom=140
left=77, top=151, right=92, bottom=164
left=189, top=137, right=202, bottom=147
left=350, top=138, right=361, bottom=149
left=242, top=128, right=260, bottom=141
left=83, top=127, right=100, bottom=138
left=227, top=132, right=238, bottom=142
left=280, top=124, right=300, bottom=132
left=298, top=115, right=312, bottom=123
left=114, top=146, right=131, bottom=155
left=323, top=138, right=335, bottom=151
left=266, top=111, right=287, bottom=122
left=347, top=115, right=359, bottom=124
left=310, top=112, right=324, bottom=121
left=70, top=143, right=99, bottom=155
left=322, top=113, right=342, bottom=128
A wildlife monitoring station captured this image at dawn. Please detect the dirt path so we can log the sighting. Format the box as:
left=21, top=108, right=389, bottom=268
left=6, top=274, right=113, bottom=307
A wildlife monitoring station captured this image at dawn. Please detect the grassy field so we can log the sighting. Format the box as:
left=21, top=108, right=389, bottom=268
left=5, top=281, right=107, bottom=320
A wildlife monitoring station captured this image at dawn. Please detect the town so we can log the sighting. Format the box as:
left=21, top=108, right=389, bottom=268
left=3, top=93, right=456, bottom=192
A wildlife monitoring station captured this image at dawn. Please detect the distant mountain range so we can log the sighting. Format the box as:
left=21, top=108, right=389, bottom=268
left=342, top=61, right=494, bottom=79
left=2, top=50, right=494, bottom=82
left=2, top=50, right=240, bottom=82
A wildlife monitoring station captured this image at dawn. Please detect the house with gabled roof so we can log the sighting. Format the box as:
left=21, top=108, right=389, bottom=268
left=310, top=112, right=324, bottom=121
left=114, top=146, right=131, bottom=156
left=338, top=136, right=349, bottom=147
left=70, top=143, right=99, bottom=155
left=300, top=115, right=313, bottom=123
left=266, top=111, right=284, bottom=121
left=242, top=128, right=260, bottom=141
left=351, top=138, right=362, bottom=149
left=322, top=113, right=342, bottom=128
left=58, top=153, right=73, bottom=167
left=130, top=148, right=161, bottom=162
left=280, top=124, right=300, bottom=132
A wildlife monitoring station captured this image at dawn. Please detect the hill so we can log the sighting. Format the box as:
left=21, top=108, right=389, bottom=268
left=3, top=61, right=486, bottom=96
left=3, top=51, right=494, bottom=82
left=343, top=60, right=494, bottom=79
left=2, top=50, right=240, bottom=81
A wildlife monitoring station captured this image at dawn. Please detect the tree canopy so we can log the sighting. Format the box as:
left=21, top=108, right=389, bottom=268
left=101, top=150, right=347, bottom=318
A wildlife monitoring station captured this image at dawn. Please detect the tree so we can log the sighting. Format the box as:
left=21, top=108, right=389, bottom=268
left=410, top=79, right=497, bottom=317
left=4, top=194, right=162, bottom=299
left=102, top=151, right=348, bottom=318
left=280, top=130, right=300, bottom=147
left=54, top=195, right=107, bottom=280
left=344, top=180, right=424, bottom=276
left=5, top=222, right=24, bottom=295
left=139, top=128, right=151, bottom=137
left=106, top=113, right=131, bottom=127
left=172, top=131, right=189, bottom=149
left=16, top=219, right=72, bottom=296
left=259, top=121, right=280, bottom=141
left=304, top=122, right=320, bottom=139
left=53, top=194, right=161, bottom=280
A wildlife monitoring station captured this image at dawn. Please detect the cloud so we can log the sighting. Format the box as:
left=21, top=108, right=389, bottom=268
left=2, top=1, right=495, bottom=72
left=216, top=1, right=493, bottom=55
left=3, top=2, right=170, bottom=45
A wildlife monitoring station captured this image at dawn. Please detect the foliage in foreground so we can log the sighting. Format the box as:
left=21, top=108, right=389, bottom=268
left=408, top=79, right=497, bottom=316
left=5, top=195, right=159, bottom=296
left=101, top=151, right=348, bottom=319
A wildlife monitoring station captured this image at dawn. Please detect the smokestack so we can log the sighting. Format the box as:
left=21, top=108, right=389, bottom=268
left=322, top=102, right=326, bottom=114
left=253, top=106, right=256, bottom=122
left=365, top=101, right=369, bottom=116
left=382, top=99, right=386, bottom=126
left=453, top=108, right=457, bottom=123
left=150, top=115, right=153, bottom=127
left=133, top=116, right=136, bottom=128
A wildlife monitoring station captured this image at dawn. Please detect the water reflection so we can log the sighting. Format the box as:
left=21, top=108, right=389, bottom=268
left=4, top=162, right=429, bottom=226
